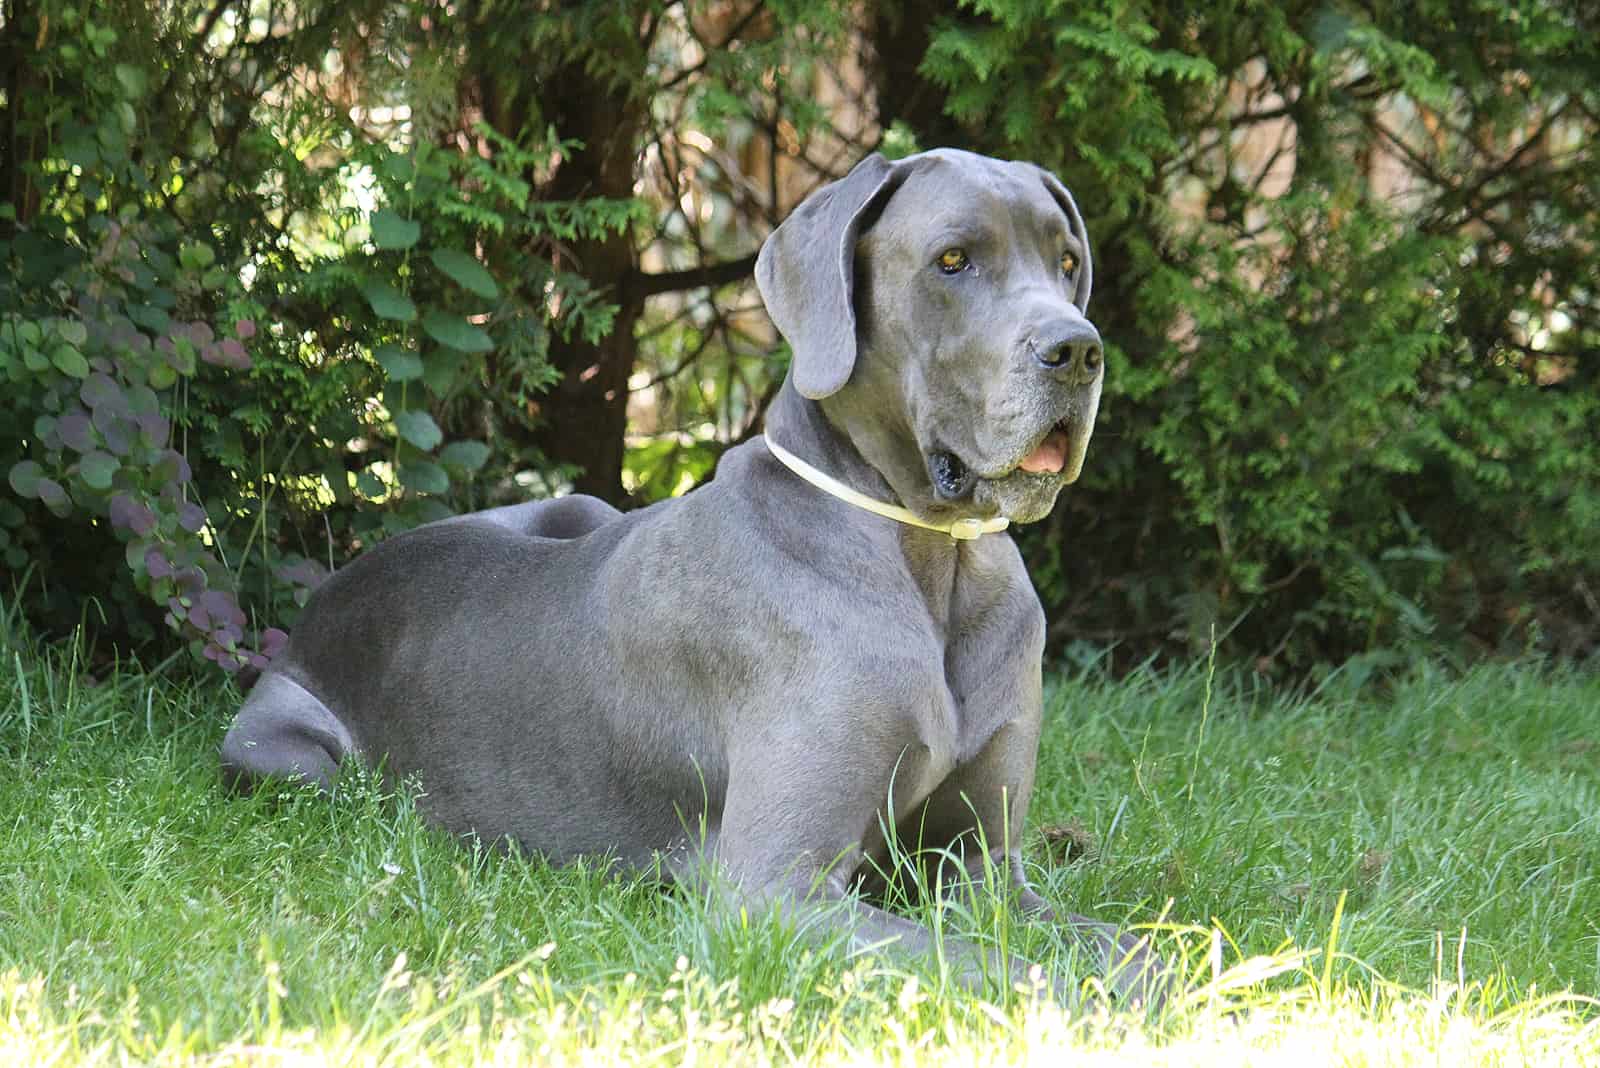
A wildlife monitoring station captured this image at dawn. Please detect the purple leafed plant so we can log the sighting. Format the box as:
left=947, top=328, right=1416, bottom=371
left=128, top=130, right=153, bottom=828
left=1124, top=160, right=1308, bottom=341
left=3, top=221, right=285, bottom=675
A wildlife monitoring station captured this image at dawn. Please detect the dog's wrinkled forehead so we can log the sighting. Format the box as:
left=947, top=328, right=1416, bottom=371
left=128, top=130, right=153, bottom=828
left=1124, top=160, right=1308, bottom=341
left=755, top=149, right=1093, bottom=401
left=879, top=154, right=1083, bottom=252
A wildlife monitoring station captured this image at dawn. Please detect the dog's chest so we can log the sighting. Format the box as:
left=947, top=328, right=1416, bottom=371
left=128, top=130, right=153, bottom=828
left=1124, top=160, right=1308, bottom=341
left=941, top=640, right=1036, bottom=766
left=914, top=546, right=1046, bottom=764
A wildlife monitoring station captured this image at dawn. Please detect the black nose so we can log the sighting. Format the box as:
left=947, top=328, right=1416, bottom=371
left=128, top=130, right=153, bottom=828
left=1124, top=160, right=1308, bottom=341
left=1033, top=319, right=1103, bottom=376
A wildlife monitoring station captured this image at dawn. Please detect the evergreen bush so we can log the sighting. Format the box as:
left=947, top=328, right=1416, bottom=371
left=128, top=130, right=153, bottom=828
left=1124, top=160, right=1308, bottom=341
left=912, top=0, right=1599, bottom=669
left=2, top=0, right=1595, bottom=677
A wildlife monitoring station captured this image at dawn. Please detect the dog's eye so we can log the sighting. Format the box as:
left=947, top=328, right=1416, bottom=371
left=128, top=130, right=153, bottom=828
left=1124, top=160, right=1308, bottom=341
left=1060, top=251, right=1079, bottom=277
left=937, top=248, right=970, bottom=274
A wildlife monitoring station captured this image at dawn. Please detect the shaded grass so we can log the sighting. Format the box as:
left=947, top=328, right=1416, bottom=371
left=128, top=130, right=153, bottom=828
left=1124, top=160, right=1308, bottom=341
left=0, top=621, right=1596, bottom=1063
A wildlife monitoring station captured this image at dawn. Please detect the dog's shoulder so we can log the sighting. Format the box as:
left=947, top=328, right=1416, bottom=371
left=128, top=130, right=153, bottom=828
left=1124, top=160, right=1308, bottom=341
left=440, top=494, right=625, bottom=541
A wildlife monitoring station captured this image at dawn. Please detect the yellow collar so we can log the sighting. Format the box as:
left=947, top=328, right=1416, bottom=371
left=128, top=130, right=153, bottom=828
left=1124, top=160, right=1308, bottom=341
left=763, top=435, right=1009, bottom=541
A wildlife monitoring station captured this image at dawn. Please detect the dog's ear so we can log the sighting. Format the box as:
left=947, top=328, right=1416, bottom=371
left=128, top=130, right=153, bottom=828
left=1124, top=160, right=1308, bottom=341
left=756, top=153, right=900, bottom=400
left=1036, top=169, right=1094, bottom=314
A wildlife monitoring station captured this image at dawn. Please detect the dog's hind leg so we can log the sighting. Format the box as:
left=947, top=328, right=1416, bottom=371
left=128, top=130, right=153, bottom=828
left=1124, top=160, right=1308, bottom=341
left=220, top=673, right=355, bottom=793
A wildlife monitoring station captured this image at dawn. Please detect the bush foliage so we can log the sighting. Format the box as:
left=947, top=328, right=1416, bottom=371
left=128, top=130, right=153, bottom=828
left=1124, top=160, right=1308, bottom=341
left=0, top=1, right=637, bottom=667
left=907, top=0, right=1599, bottom=669
left=1, top=0, right=1596, bottom=676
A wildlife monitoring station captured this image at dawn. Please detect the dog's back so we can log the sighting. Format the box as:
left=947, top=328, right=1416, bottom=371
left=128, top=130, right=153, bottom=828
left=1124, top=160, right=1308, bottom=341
left=223, top=492, right=732, bottom=864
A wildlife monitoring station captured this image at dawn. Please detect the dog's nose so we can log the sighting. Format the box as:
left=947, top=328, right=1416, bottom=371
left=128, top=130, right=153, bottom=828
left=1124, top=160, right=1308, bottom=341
left=1032, top=319, right=1103, bottom=379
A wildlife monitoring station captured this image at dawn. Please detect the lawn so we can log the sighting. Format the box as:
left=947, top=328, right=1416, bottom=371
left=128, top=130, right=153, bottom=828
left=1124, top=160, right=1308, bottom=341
left=1, top=626, right=1596, bottom=1065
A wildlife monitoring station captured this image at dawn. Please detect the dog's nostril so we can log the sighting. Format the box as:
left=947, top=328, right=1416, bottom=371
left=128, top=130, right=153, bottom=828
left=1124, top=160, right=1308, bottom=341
left=1031, top=325, right=1102, bottom=373
left=1038, top=342, right=1071, bottom=368
left=1037, top=341, right=1097, bottom=370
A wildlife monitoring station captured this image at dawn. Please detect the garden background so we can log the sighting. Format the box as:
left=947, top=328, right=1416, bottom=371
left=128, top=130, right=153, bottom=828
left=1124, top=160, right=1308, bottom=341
left=2, top=0, right=1595, bottom=677
left=1, top=2, right=1598, bottom=1063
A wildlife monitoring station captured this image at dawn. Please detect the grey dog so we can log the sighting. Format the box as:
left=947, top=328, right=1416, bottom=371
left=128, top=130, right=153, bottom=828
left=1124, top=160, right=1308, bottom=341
left=222, top=148, right=1163, bottom=1004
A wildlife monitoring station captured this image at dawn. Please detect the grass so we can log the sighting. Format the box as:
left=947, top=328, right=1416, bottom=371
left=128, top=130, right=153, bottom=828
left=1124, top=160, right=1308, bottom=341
left=1, top=623, right=1597, bottom=1065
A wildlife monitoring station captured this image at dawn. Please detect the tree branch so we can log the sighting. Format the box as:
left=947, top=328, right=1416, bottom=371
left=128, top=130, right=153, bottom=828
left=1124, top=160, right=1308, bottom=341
left=630, top=251, right=759, bottom=298
left=658, top=2, right=766, bottom=92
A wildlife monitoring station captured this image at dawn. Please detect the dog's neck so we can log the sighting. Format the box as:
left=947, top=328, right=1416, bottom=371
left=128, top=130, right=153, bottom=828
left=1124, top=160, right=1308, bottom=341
left=763, top=378, right=901, bottom=508
left=764, top=377, right=999, bottom=543
left=763, top=378, right=971, bottom=621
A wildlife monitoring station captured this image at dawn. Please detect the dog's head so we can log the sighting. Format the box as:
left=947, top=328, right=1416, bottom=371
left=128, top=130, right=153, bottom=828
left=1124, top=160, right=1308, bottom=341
left=757, top=149, right=1102, bottom=526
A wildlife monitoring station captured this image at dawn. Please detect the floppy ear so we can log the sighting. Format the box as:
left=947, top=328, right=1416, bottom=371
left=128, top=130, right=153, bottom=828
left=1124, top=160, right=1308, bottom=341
left=1036, top=169, right=1094, bottom=314
left=756, top=153, right=900, bottom=400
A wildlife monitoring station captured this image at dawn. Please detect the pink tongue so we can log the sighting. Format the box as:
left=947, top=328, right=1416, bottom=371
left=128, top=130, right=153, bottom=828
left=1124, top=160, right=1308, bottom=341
left=1018, top=431, right=1070, bottom=474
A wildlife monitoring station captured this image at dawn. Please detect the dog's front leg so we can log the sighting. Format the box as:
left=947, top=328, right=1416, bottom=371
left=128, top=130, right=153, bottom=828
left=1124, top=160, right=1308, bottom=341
left=915, top=717, right=1170, bottom=1010
left=731, top=858, right=1060, bottom=999
left=710, top=727, right=1065, bottom=1001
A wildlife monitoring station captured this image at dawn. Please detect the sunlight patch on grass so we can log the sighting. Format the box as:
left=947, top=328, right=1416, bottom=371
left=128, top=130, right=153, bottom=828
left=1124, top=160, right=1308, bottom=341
left=1, top=956, right=1596, bottom=1066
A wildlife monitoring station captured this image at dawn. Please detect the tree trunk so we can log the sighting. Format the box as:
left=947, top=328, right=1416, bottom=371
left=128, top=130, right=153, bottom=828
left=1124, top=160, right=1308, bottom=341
left=536, top=107, right=646, bottom=503
left=469, top=6, right=650, bottom=507
left=869, top=0, right=973, bottom=152
left=0, top=0, right=43, bottom=233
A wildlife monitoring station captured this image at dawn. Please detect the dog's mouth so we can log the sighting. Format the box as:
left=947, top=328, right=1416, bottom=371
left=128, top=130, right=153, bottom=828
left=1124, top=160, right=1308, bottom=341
left=928, top=450, right=973, bottom=499
left=1013, top=422, right=1076, bottom=477
left=927, top=419, right=1080, bottom=503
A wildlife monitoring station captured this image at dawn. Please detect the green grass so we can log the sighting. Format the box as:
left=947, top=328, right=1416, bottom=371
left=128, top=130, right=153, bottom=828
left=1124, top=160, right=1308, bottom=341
left=1, top=625, right=1597, bottom=1065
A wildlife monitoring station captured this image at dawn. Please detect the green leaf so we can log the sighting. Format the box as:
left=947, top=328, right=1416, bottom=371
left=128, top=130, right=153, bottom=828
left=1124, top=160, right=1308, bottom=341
left=402, top=498, right=454, bottom=526
left=394, top=410, right=443, bottom=452
left=371, top=209, right=421, bottom=251
left=96, top=118, right=127, bottom=157
left=355, top=470, right=386, bottom=500
left=128, top=302, right=170, bottom=333
left=57, top=320, right=88, bottom=347
left=440, top=440, right=491, bottom=473
left=325, top=460, right=353, bottom=504
left=170, top=338, right=196, bottom=375
left=397, top=461, right=449, bottom=495
left=8, top=460, right=43, bottom=498
left=78, top=450, right=119, bottom=490
left=429, top=248, right=499, bottom=301
left=148, top=362, right=177, bottom=390
left=422, top=351, right=464, bottom=394
left=61, top=134, right=99, bottom=169
left=37, top=478, right=69, bottom=517
left=114, top=63, right=148, bottom=99
left=361, top=280, right=417, bottom=322
left=381, top=153, right=417, bottom=183
left=178, top=241, right=216, bottom=271
left=422, top=310, right=493, bottom=353
left=373, top=344, right=424, bottom=381
left=52, top=345, right=90, bottom=378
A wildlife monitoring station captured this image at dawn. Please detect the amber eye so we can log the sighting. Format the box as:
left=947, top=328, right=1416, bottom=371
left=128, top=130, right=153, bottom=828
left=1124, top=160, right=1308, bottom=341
left=1060, top=250, right=1079, bottom=276
left=937, top=248, right=970, bottom=274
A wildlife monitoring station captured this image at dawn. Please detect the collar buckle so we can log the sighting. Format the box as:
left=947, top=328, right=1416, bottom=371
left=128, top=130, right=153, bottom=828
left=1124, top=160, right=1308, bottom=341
left=947, top=517, right=988, bottom=540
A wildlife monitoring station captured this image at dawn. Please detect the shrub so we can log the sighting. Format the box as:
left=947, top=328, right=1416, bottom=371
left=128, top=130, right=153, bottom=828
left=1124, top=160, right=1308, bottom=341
left=0, top=2, right=637, bottom=672
left=915, top=0, right=1600, bottom=669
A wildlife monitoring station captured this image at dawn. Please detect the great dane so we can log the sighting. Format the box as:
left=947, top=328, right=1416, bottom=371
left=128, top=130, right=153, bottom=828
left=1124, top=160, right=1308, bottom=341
left=222, top=148, right=1164, bottom=1005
